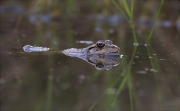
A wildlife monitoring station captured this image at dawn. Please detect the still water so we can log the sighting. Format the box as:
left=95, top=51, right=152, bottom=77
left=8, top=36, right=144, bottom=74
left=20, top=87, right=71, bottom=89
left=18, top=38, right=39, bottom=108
left=1, top=2, right=180, bottom=111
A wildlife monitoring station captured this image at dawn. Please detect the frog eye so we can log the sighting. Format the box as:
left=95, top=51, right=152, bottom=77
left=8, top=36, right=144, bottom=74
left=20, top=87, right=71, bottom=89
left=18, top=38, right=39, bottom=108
left=95, top=62, right=105, bottom=70
left=96, top=40, right=105, bottom=49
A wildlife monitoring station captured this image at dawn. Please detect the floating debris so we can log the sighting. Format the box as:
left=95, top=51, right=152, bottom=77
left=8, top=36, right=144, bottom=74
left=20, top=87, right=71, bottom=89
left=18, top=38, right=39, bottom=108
left=76, top=40, right=93, bottom=44
left=149, top=56, right=153, bottom=58
left=144, top=44, right=148, bottom=47
left=133, top=43, right=139, bottom=46
left=137, top=70, right=147, bottom=74
left=23, top=45, right=50, bottom=52
left=149, top=69, right=158, bottom=72
left=135, top=56, right=139, bottom=58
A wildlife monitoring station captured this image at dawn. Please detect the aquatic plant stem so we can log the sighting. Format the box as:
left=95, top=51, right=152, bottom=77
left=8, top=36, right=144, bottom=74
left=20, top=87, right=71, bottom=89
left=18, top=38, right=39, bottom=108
left=110, top=74, right=128, bottom=107
left=105, top=0, right=138, bottom=103
left=46, top=73, right=53, bottom=110
left=146, top=46, right=163, bottom=110
left=121, top=0, right=131, bottom=16
left=46, top=55, right=54, bottom=111
left=146, top=0, right=164, bottom=42
left=145, top=1, right=164, bottom=108
left=88, top=72, right=122, bottom=111
left=128, top=70, right=134, bottom=110
left=111, top=0, right=130, bottom=24
left=130, top=22, right=137, bottom=43
left=129, top=0, right=137, bottom=43
left=130, top=0, right=134, bottom=19
left=34, top=96, right=45, bottom=111
left=110, top=46, right=137, bottom=108
left=111, top=0, right=137, bottom=43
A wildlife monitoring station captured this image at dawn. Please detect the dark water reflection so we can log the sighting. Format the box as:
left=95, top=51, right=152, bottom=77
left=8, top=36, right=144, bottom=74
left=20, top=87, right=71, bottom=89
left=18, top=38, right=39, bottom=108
left=1, top=4, right=180, bottom=111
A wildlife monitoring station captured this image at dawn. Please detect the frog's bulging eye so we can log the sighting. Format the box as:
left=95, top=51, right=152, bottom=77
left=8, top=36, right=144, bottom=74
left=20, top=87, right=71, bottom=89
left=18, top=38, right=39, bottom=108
left=96, top=41, right=105, bottom=49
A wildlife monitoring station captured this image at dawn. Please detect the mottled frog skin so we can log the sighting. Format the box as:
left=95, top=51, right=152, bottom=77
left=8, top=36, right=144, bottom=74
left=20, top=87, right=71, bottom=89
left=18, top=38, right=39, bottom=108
left=62, top=40, right=120, bottom=56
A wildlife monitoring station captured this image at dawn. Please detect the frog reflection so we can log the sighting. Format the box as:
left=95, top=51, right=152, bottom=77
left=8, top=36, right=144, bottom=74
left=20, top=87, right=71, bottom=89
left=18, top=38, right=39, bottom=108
left=86, top=55, right=120, bottom=70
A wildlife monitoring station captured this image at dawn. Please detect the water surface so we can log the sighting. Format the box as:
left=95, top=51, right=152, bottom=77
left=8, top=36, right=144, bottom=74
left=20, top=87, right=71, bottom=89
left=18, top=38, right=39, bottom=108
left=0, top=1, right=179, bottom=111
